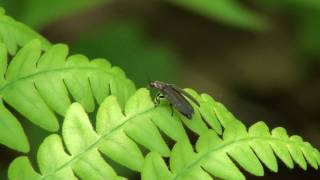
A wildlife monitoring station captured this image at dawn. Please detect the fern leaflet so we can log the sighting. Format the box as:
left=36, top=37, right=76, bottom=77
left=0, top=7, right=51, bottom=55
left=8, top=88, right=234, bottom=179
left=0, top=39, right=135, bottom=152
left=142, top=122, right=320, bottom=180
left=8, top=88, right=320, bottom=179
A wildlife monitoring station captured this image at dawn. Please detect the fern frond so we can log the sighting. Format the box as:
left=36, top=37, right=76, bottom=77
left=0, top=7, right=51, bottom=55
left=142, top=122, right=320, bottom=180
left=8, top=88, right=320, bottom=179
left=8, top=88, right=233, bottom=179
left=0, top=39, right=135, bottom=152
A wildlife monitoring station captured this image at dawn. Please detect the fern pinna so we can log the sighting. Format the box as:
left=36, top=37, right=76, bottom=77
left=0, top=40, right=135, bottom=152
left=8, top=89, right=320, bottom=180
left=0, top=7, right=51, bottom=55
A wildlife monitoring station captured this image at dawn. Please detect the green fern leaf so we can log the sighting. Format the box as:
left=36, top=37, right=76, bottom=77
left=8, top=88, right=320, bottom=179
left=0, top=39, right=135, bottom=152
left=142, top=122, right=320, bottom=180
left=8, top=88, right=233, bottom=179
left=0, top=7, right=51, bottom=54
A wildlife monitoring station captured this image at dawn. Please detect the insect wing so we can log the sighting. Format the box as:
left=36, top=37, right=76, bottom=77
left=164, top=87, right=194, bottom=118
left=171, top=85, right=200, bottom=106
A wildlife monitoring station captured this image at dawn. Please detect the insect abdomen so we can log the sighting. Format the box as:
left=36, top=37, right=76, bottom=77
left=163, top=88, right=194, bottom=119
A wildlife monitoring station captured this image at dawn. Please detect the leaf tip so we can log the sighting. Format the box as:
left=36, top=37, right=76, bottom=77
left=28, top=39, right=42, bottom=49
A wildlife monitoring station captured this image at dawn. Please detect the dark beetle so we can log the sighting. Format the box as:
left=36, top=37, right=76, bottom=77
left=149, top=81, right=200, bottom=119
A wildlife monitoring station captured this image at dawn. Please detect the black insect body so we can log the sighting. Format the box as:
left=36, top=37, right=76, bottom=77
left=149, top=81, right=200, bottom=119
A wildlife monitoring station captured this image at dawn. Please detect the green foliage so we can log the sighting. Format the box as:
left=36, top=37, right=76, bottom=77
left=23, top=0, right=111, bottom=29
left=7, top=88, right=215, bottom=179
left=8, top=89, right=320, bottom=179
left=2, top=0, right=268, bottom=31
left=258, top=0, right=320, bottom=59
left=166, top=0, right=268, bottom=31
left=73, top=21, right=180, bottom=87
left=143, top=122, right=320, bottom=180
left=0, top=0, right=109, bottom=29
left=0, top=39, right=135, bottom=152
left=297, top=10, right=320, bottom=58
left=260, top=0, right=320, bottom=10
left=0, top=5, right=319, bottom=180
left=0, top=7, right=51, bottom=54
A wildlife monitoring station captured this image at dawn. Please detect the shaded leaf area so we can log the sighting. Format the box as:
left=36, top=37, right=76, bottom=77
left=8, top=88, right=234, bottom=180
left=294, top=8, right=320, bottom=59
left=0, top=0, right=110, bottom=29
left=259, top=0, right=320, bottom=10
left=1, top=0, right=268, bottom=31
left=142, top=121, right=320, bottom=180
left=0, top=40, right=135, bottom=152
left=166, top=0, right=269, bottom=31
left=73, top=21, right=180, bottom=88
left=257, top=0, right=320, bottom=59
left=0, top=8, right=51, bottom=55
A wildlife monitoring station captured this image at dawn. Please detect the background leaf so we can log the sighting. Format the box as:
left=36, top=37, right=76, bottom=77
left=72, top=20, right=180, bottom=87
left=166, top=0, right=269, bottom=31
left=0, top=0, right=110, bottom=29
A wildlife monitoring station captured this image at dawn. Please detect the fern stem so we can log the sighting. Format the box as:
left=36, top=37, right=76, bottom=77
left=0, top=66, right=114, bottom=92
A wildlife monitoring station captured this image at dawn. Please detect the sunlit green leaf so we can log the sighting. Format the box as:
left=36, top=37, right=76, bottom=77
left=0, top=40, right=135, bottom=152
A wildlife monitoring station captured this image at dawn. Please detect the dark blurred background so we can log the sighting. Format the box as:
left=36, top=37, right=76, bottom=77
left=0, top=0, right=319, bottom=179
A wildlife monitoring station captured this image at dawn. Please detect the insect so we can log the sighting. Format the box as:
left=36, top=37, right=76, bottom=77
left=149, top=81, right=200, bottom=119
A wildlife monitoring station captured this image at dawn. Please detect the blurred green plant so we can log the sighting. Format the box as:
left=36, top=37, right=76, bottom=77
left=72, top=21, right=180, bottom=87
left=259, top=0, right=320, bottom=10
left=296, top=10, right=320, bottom=59
left=0, top=0, right=109, bottom=29
left=1, top=0, right=268, bottom=31
left=258, top=0, right=320, bottom=59
left=166, top=0, right=269, bottom=31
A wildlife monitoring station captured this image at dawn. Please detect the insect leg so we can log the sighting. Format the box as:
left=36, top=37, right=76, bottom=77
left=169, top=104, right=174, bottom=117
left=154, top=92, right=165, bottom=106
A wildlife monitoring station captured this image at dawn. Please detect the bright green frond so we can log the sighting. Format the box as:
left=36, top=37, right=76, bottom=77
left=0, top=40, right=135, bottom=152
left=142, top=121, right=320, bottom=180
left=142, top=152, right=173, bottom=180
left=8, top=87, right=235, bottom=179
left=0, top=8, right=51, bottom=55
left=8, top=157, right=42, bottom=180
left=8, top=86, right=320, bottom=179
